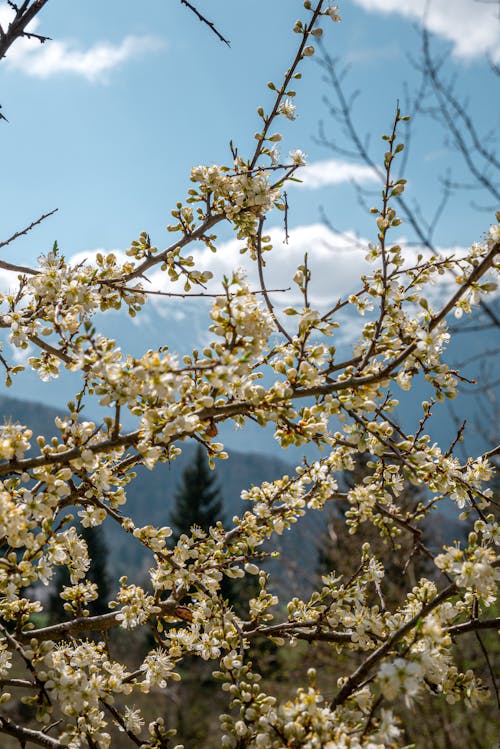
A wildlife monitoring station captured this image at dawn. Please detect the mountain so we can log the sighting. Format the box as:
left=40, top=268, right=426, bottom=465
left=110, top=444, right=301, bottom=582
left=1, top=294, right=497, bottom=458
left=0, top=377, right=478, bottom=598
left=0, top=394, right=315, bottom=590
left=0, top=394, right=64, bottom=442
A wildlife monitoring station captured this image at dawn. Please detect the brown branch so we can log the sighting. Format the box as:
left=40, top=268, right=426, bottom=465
left=244, top=618, right=354, bottom=643
left=0, top=0, right=50, bottom=60
left=0, top=429, right=140, bottom=477
left=19, top=599, right=185, bottom=644
left=0, top=716, right=65, bottom=749
left=330, top=581, right=457, bottom=708
left=254, top=217, right=293, bottom=343
left=482, top=444, right=500, bottom=461
left=249, top=622, right=354, bottom=642
left=123, top=214, right=222, bottom=283
left=0, top=208, right=57, bottom=251
left=179, top=0, right=230, bottom=46
left=28, top=334, right=74, bottom=365
left=0, top=258, right=39, bottom=275
left=100, top=281, right=290, bottom=299
left=101, top=701, right=143, bottom=746
left=447, top=617, right=500, bottom=636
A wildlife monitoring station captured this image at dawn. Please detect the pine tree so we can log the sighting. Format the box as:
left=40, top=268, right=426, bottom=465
left=48, top=525, right=111, bottom=623
left=83, top=525, right=111, bottom=616
left=170, top=445, right=224, bottom=543
left=169, top=445, right=248, bottom=609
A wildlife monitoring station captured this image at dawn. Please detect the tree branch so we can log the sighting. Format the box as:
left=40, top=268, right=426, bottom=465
left=0, top=208, right=58, bottom=252
left=19, top=599, right=189, bottom=643
left=0, top=0, right=50, bottom=60
left=179, top=0, right=230, bottom=46
left=330, top=581, right=457, bottom=708
left=447, top=617, right=500, bottom=636
left=0, top=716, right=64, bottom=748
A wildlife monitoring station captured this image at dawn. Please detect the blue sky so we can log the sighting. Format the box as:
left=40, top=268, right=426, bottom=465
left=0, top=0, right=499, bottom=428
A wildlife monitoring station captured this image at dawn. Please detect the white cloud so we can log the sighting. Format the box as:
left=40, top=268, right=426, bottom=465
left=11, top=35, right=163, bottom=81
left=352, top=0, right=500, bottom=61
left=69, top=248, right=129, bottom=266
left=293, top=159, right=379, bottom=189
left=344, top=41, right=402, bottom=65
left=0, top=6, right=163, bottom=81
left=0, top=273, right=18, bottom=297
left=144, top=224, right=472, bottom=327
left=148, top=223, right=373, bottom=309
left=0, top=229, right=468, bottom=342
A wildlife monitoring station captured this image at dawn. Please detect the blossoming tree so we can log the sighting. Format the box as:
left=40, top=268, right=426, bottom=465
left=0, top=2, right=499, bottom=748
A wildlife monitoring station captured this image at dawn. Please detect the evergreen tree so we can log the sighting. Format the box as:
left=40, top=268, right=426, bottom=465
left=48, top=525, right=111, bottom=623
left=48, top=562, right=70, bottom=624
left=83, top=524, right=112, bottom=615
left=170, top=446, right=249, bottom=609
left=170, top=445, right=224, bottom=542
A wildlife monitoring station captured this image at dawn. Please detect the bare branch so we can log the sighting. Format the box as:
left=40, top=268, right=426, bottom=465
left=316, top=44, right=500, bottom=329
left=179, top=0, right=230, bottom=46
left=0, top=717, right=65, bottom=748
left=447, top=617, right=500, bottom=636
left=0, top=208, right=58, bottom=251
left=0, top=0, right=50, bottom=61
left=421, top=29, right=500, bottom=201
left=0, top=258, right=39, bottom=275
left=100, top=281, right=291, bottom=299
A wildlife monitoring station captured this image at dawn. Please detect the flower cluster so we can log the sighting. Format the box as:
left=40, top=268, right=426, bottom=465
left=0, top=3, right=498, bottom=748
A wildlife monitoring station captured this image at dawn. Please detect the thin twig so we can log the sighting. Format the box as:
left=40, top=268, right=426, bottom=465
left=100, top=281, right=290, bottom=299
left=474, top=630, right=500, bottom=709
left=0, top=208, right=57, bottom=251
left=330, top=581, right=457, bottom=708
left=179, top=0, right=230, bottom=46
left=254, top=217, right=293, bottom=343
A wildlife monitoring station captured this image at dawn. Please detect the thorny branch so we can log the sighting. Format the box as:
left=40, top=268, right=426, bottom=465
left=0, top=208, right=58, bottom=252
left=179, top=0, right=230, bottom=46
left=0, top=0, right=50, bottom=61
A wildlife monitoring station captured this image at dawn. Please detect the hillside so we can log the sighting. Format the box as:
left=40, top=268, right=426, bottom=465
left=0, top=394, right=462, bottom=595
left=0, top=394, right=314, bottom=588
left=0, top=394, right=64, bottom=442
